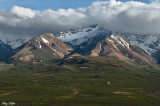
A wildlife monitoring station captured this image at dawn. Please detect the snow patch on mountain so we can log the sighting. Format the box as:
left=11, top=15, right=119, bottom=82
left=41, top=37, right=49, bottom=45
left=99, top=43, right=102, bottom=53
left=59, top=26, right=99, bottom=42
left=120, top=37, right=130, bottom=50
left=58, top=25, right=109, bottom=46
left=107, top=39, right=114, bottom=43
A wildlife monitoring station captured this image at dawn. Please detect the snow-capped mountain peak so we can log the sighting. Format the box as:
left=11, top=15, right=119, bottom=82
left=58, top=25, right=111, bottom=46
left=57, top=25, right=160, bottom=63
left=116, top=32, right=160, bottom=55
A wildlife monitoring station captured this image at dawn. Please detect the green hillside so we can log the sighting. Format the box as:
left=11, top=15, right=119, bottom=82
left=32, top=48, right=58, bottom=61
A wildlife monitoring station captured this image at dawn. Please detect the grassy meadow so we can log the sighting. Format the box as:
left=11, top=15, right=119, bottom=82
left=0, top=57, right=160, bottom=105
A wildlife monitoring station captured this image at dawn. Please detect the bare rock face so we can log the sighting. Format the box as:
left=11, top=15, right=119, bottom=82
left=90, top=34, right=155, bottom=65
left=7, top=33, right=73, bottom=63
left=90, top=42, right=102, bottom=56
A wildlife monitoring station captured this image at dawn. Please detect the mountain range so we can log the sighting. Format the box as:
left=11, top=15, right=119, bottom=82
left=0, top=25, right=158, bottom=66
left=0, top=40, right=12, bottom=61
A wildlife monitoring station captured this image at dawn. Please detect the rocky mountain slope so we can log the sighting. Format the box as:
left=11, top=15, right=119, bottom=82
left=6, top=33, right=73, bottom=63
left=58, top=25, right=160, bottom=64
left=90, top=34, right=155, bottom=65
left=1, top=25, right=159, bottom=64
left=115, top=32, right=160, bottom=63
left=58, top=26, right=155, bottom=65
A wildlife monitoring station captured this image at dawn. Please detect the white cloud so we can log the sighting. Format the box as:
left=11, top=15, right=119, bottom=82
left=0, top=0, right=160, bottom=47
left=9, top=6, right=36, bottom=18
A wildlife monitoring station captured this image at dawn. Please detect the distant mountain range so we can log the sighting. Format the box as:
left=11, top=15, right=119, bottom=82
left=0, top=25, right=159, bottom=65
left=0, top=40, right=12, bottom=61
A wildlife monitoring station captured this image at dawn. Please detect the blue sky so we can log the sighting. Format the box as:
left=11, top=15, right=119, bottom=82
left=0, top=0, right=150, bottom=10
